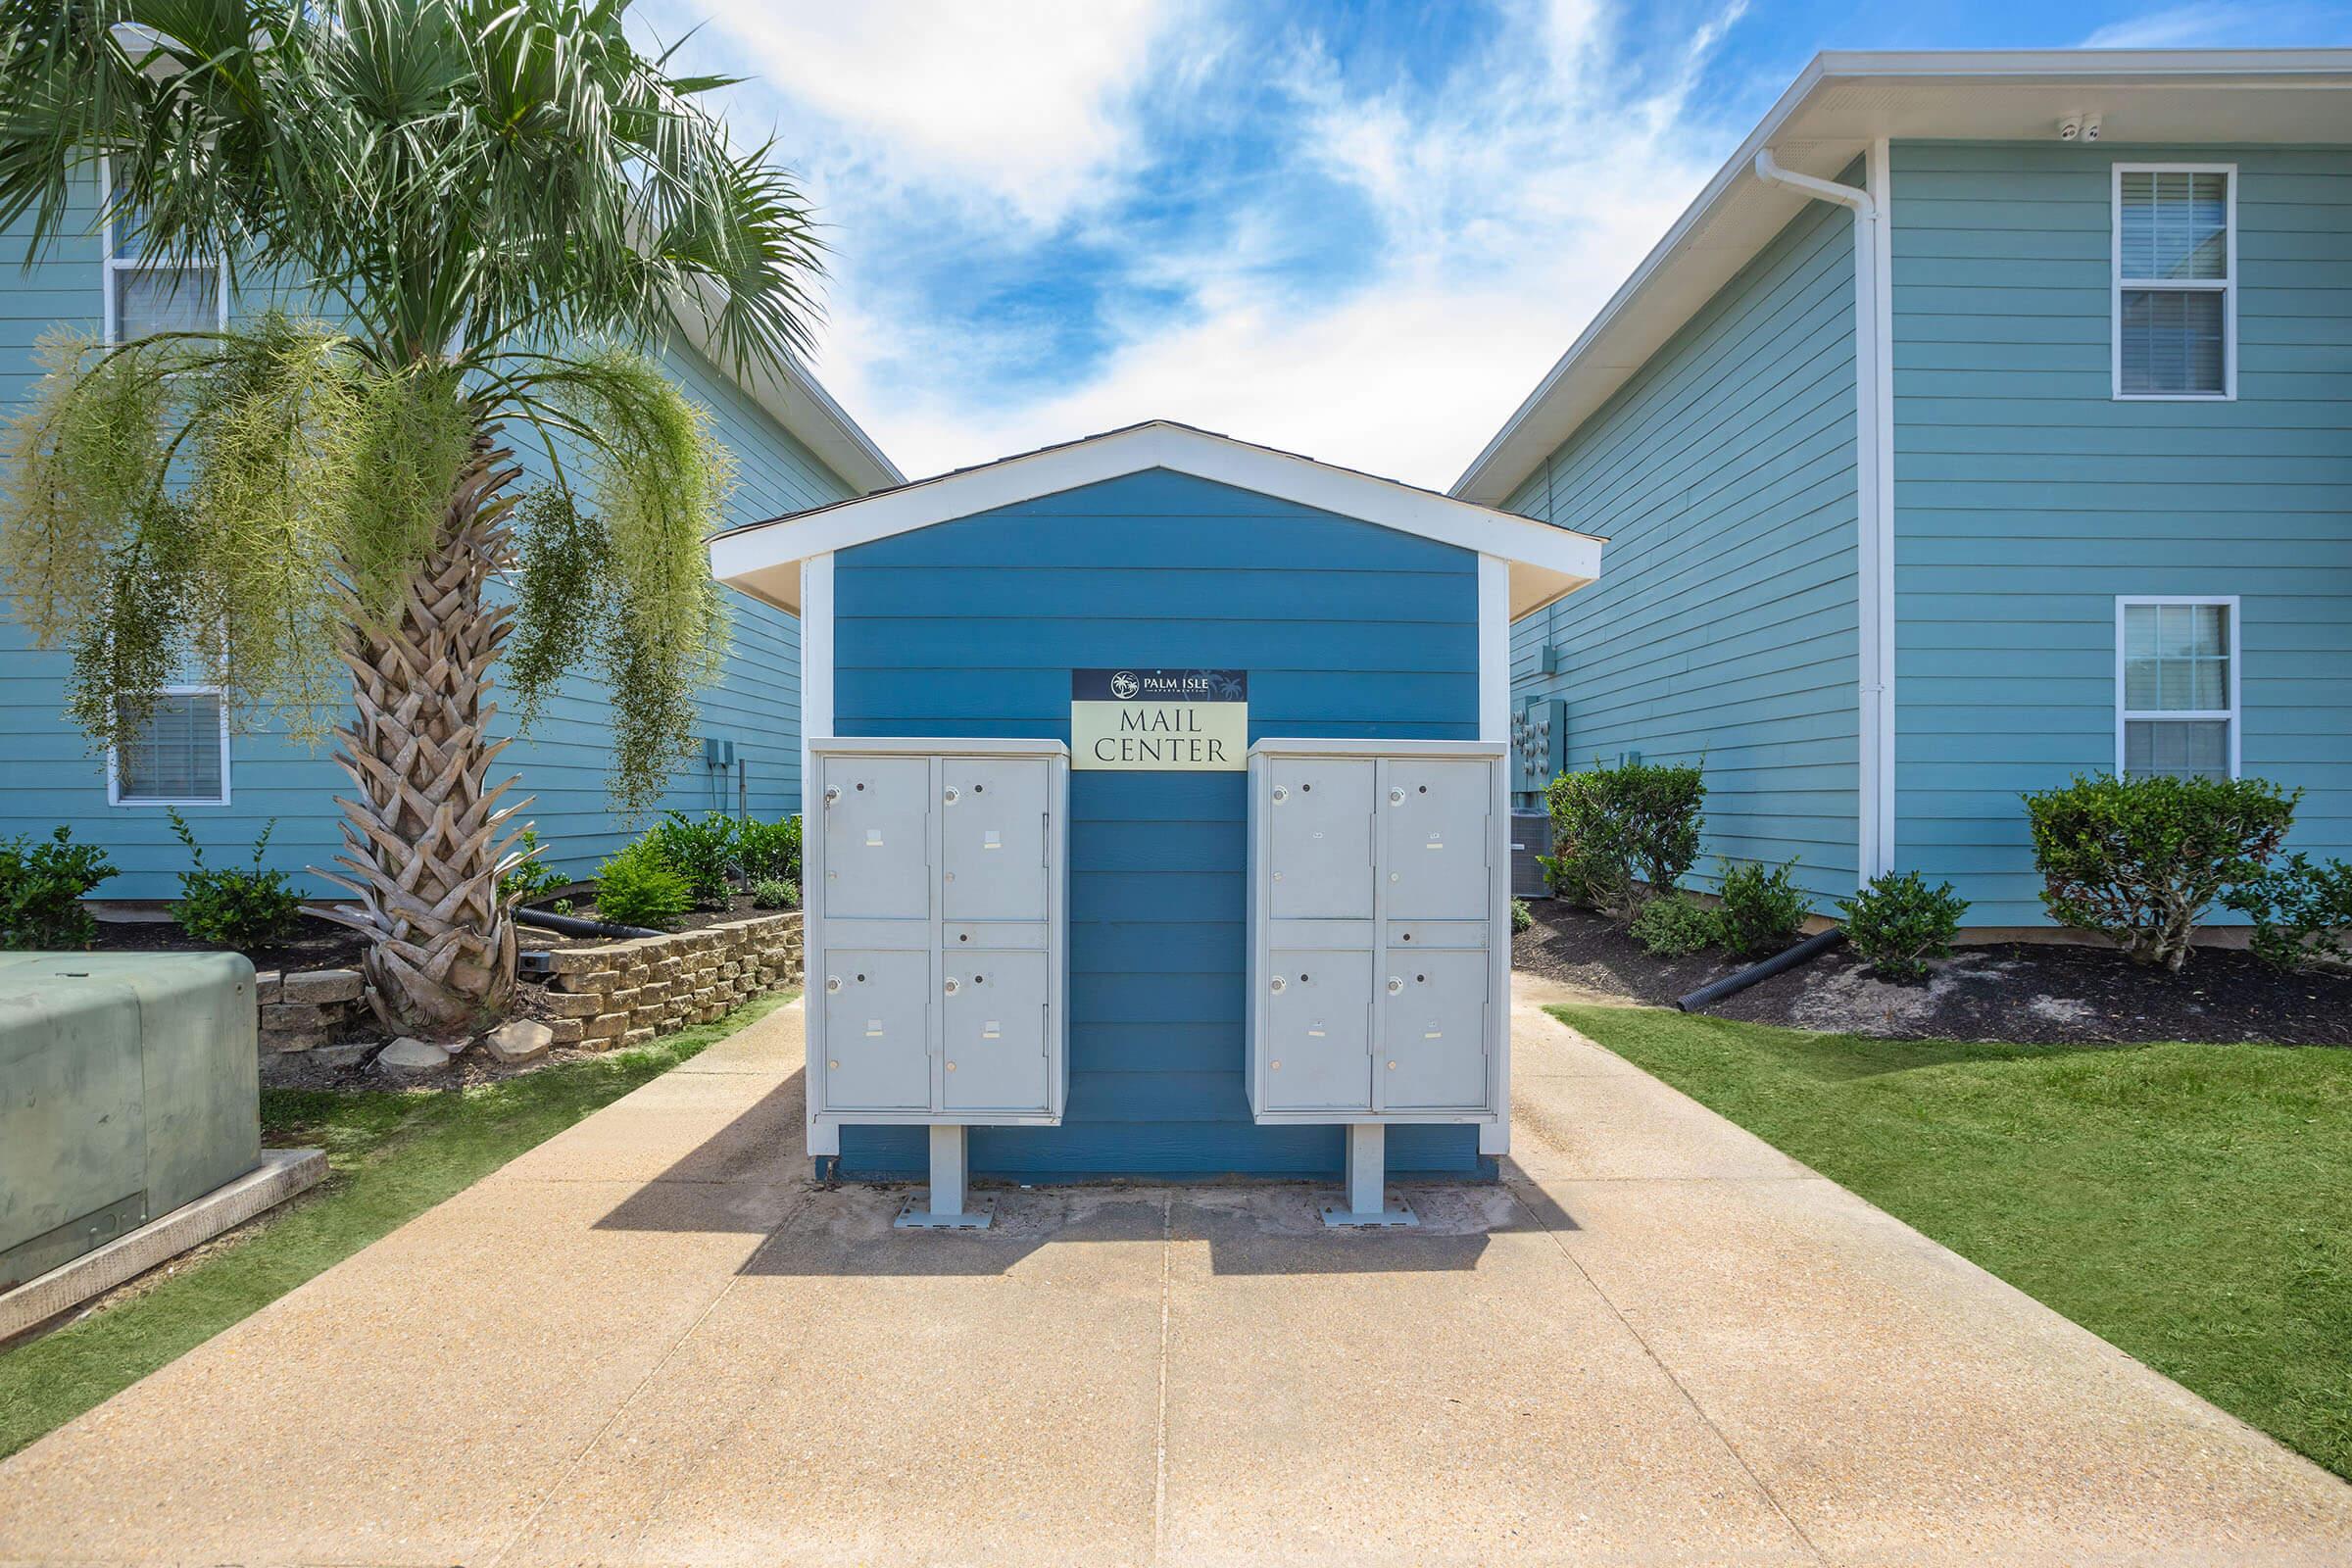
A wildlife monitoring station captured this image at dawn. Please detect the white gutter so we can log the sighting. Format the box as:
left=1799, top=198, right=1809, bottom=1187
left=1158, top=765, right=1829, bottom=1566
left=1752, top=147, right=1896, bottom=887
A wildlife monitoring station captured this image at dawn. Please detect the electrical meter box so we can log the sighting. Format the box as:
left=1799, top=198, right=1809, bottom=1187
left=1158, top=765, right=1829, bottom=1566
left=0, top=952, right=259, bottom=1293
left=1245, top=739, right=1509, bottom=1139
left=805, top=738, right=1069, bottom=1154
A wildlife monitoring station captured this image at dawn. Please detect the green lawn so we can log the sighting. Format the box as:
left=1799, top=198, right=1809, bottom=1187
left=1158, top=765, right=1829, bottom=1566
left=0, top=992, right=795, bottom=1461
left=1553, top=1004, right=2352, bottom=1479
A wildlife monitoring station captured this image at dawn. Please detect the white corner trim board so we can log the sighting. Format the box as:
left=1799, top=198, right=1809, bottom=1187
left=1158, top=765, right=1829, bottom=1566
left=709, top=421, right=1605, bottom=622
left=1751, top=145, right=1897, bottom=887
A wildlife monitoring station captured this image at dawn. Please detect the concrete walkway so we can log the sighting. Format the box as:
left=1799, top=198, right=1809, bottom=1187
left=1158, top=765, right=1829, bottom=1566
left=4, top=991, right=2349, bottom=1566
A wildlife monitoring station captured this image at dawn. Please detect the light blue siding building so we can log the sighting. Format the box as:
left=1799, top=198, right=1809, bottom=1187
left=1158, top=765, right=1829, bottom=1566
left=0, top=176, right=899, bottom=900
left=1460, top=50, right=2352, bottom=927
left=711, top=422, right=1600, bottom=1181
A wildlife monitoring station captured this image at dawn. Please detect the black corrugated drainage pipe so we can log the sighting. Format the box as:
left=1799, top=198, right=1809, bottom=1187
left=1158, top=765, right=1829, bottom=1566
left=1676, top=928, right=1846, bottom=1013
left=514, top=906, right=664, bottom=941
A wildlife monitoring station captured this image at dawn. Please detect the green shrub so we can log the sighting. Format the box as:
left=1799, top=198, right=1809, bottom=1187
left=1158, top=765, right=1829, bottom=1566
left=1544, top=758, right=1705, bottom=918
left=1715, top=858, right=1807, bottom=957
left=737, top=815, right=803, bottom=882
left=167, top=810, right=300, bottom=950
left=1630, top=893, right=1718, bottom=957
left=0, top=825, right=117, bottom=949
left=1509, top=898, right=1533, bottom=934
left=1838, top=869, right=1967, bottom=983
left=2025, top=773, right=2297, bottom=971
left=2223, top=854, right=2352, bottom=972
left=752, top=877, right=801, bottom=911
left=549, top=897, right=575, bottom=916
left=647, top=810, right=739, bottom=908
left=593, top=839, right=692, bottom=930
left=498, top=826, right=570, bottom=906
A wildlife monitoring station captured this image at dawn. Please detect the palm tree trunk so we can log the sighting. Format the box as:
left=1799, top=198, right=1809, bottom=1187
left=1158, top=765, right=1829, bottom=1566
left=309, top=429, right=531, bottom=1037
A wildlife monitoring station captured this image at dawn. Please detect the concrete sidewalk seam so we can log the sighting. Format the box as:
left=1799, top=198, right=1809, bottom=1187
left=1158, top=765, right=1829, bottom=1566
left=481, top=1176, right=815, bottom=1567
left=1501, top=1170, right=1831, bottom=1566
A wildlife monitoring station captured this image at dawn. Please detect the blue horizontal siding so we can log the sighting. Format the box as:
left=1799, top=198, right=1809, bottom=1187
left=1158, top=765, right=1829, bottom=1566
left=1506, top=176, right=1860, bottom=908
left=0, top=176, right=852, bottom=898
left=831, top=469, right=1484, bottom=1181
left=1891, top=141, right=2352, bottom=924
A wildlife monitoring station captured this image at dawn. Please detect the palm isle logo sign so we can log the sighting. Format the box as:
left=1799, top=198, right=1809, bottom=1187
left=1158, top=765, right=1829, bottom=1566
left=1071, top=668, right=1248, bottom=770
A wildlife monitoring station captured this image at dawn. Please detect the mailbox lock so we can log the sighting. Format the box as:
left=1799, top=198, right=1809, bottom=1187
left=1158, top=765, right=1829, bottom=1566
left=824, top=975, right=842, bottom=994
left=943, top=977, right=960, bottom=994
left=1386, top=976, right=1404, bottom=995
left=1268, top=975, right=1287, bottom=994
left=1271, top=785, right=1289, bottom=805
left=946, top=1060, right=956, bottom=1071
left=1389, top=787, right=1405, bottom=804
left=943, top=786, right=960, bottom=805
left=823, top=785, right=841, bottom=804
left=1387, top=1060, right=1397, bottom=1071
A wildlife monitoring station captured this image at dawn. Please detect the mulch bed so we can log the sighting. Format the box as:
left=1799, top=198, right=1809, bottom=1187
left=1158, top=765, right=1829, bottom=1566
left=84, top=910, right=368, bottom=974
left=516, top=889, right=794, bottom=950
left=1514, top=899, right=2352, bottom=1046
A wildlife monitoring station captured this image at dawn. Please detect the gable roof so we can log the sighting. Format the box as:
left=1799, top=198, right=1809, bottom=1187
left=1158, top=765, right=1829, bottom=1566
left=1450, top=47, right=2352, bottom=508
left=673, top=311, right=902, bottom=496
left=709, top=420, right=1604, bottom=618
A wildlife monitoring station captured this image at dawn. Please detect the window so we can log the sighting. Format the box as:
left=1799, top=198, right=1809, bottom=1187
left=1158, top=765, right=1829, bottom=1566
left=110, top=689, right=231, bottom=805
left=2117, top=598, right=2237, bottom=780
left=2114, top=165, right=2234, bottom=399
left=101, top=168, right=223, bottom=344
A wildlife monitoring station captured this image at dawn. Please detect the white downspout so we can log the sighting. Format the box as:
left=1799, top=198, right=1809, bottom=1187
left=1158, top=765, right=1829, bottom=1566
left=1753, top=146, right=1896, bottom=886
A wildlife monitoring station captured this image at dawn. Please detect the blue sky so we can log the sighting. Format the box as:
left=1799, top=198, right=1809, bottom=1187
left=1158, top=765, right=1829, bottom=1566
left=640, top=0, right=2352, bottom=489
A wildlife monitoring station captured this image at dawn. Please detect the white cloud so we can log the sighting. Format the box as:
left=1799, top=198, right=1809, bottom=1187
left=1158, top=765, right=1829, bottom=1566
left=687, top=0, right=1763, bottom=493
left=2081, top=2, right=2313, bottom=47
left=687, top=0, right=1193, bottom=225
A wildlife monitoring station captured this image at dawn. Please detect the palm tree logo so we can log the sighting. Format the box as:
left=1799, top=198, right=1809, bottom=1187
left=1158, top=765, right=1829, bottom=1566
left=1111, top=671, right=1141, bottom=700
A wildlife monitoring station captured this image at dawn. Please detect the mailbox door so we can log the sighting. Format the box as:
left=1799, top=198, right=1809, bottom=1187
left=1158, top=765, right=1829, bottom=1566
left=819, top=756, right=932, bottom=921
left=1266, top=759, right=1375, bottom=919
left=819, top=950, right=932, bottom=1111
left=1381, top=758, right=1491, bottom=921
left=941, top=758, right=1051, bottom=922
left=1261, top=950, right=1373, bottom=1112
left=941, top=950, right=1051, bottom=1114
left=1380, top=949, right=1489, bottom=1112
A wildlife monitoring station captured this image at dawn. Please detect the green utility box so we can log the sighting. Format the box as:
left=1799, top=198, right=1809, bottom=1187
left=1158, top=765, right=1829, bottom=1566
left=0, top=952, right=260, bottom=1293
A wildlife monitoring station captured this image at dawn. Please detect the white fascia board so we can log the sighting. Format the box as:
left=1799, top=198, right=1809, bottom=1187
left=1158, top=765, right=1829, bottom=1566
left=710, top=422, right=1603, bottom=619
left=669, top=304, right=903, bottom=498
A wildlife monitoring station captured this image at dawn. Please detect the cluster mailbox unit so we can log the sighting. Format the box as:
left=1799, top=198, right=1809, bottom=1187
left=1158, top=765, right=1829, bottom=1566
left=805, top=738, right=1070, bottom=1228
left=1247, top=740, right=1509, bottom=1225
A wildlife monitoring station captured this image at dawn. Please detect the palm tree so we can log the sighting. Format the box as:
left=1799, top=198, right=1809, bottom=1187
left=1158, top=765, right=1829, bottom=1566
left=0, top=0, right=821, bottom=1033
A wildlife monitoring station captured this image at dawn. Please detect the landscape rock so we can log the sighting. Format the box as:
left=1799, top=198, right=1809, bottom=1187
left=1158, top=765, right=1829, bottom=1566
left=375, top=1036, right=454, bottom=1075
left=280, top=967, right=365, bottom=1004
left=314, top=1041, right=376, bottom=1070
left=483, top=1019, right=553, bottom=1065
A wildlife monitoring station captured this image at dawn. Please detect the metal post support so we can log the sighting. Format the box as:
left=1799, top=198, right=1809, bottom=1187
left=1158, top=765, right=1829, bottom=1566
left=896, top=1123, right=993, bottom=1229
left=1321, top=1122, right=1417, bottom=1228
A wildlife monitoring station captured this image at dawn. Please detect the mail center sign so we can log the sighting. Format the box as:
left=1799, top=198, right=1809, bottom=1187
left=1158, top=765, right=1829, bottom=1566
left=1071, top=668, right=1248, bottom=771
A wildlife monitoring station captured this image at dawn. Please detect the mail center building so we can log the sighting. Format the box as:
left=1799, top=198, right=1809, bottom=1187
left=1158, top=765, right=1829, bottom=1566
left=711, top=423, right=1601, bottom=1188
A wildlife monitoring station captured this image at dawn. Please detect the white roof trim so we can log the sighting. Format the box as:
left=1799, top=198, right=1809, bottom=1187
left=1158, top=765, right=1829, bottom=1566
left=710, top=421, right=1603, bottom=619
left=1451, top=48, right=2352, bottom=507
left=671, top=309, right=903, bottom=497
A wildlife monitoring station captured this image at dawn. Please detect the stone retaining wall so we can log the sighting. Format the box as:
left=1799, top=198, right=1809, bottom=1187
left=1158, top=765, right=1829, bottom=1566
left=532, top=912, right=805, bottom=1049
left=256, top=966, right=367, bottom=1053
left=256, top=912, right=804, bottom=1054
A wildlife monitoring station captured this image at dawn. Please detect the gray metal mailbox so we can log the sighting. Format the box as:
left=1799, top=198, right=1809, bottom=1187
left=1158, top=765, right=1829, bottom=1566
left=805, top=738, right=1069, bottom=1228
left=1246, top=740, right=1509, bottom=1224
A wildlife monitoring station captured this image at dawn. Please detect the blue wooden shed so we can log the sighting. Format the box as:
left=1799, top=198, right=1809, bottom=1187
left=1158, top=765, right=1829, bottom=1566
left=710, top=422, right=1602, bottom=1183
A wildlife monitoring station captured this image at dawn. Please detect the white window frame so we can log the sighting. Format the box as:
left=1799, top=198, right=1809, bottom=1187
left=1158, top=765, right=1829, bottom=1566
left=99, top=155, right=228, bottom=344
left=107, top=684, right=234, bottom=807
left=2112, top=163, right=2236, bottom=402
left=2115, top=595, right=2240, bottom=780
